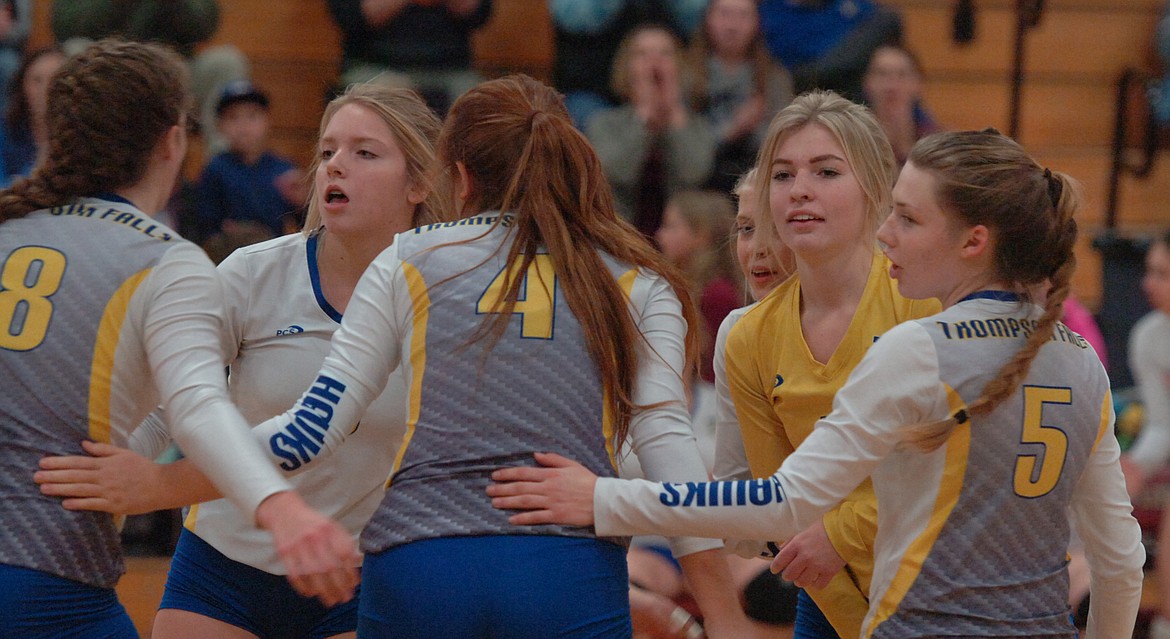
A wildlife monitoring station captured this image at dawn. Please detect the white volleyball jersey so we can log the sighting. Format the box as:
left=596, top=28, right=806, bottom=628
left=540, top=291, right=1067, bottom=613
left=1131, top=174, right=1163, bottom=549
left=251, top=213, right=720, bottom=559
left=179, top=232, right=405, bottom=574
left=1123, top=311, right=1170, bottom=474
left=712, top=303, right=755, bottom=484
left=0, top=198, right=290, bottom=588
left=594, top=297, right=1144, bottom=638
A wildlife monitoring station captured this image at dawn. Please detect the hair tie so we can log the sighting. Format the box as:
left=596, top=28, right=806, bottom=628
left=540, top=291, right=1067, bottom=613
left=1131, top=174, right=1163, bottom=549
left=1042, top=167, right=1062, bottom=208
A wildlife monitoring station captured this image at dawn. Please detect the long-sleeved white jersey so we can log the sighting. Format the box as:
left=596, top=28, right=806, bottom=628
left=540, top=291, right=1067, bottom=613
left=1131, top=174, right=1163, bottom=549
left=132, top=231, right=407, bottom=574
left=251, top=213, right=721, bottom=558
left=593, top=296, right=1144, bottom=638
left=1122, top=311, right=1170, bottom=474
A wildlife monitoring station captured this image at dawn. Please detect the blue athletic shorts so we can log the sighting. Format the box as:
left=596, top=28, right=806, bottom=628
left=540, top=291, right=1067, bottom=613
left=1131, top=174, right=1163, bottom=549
left=794, top=588, right=841, bottom=639
left=358, top=535, right=632, bottom=639
left=0, top=563, right=137, bottom=639
left=160, top=528, right=359, bottom=639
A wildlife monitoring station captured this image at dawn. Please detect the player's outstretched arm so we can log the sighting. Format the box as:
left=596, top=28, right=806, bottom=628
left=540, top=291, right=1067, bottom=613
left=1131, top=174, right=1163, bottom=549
left=488, top=451, right=599, bottom=527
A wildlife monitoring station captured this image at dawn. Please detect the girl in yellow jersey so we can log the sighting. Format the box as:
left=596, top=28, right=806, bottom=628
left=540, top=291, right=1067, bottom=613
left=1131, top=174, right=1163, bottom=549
left=489, top=128, right=1143, bottom=639
left=708, top=91, right=936, bottom=639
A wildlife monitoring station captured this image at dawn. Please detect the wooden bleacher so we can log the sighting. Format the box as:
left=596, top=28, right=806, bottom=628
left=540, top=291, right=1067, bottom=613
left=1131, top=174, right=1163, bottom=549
left=888, top=0, right=1169, bottom=307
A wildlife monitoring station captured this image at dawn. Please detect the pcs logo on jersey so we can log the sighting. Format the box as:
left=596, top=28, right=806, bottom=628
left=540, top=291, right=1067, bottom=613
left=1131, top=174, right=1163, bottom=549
left=275, top=325, right=305, bottom=336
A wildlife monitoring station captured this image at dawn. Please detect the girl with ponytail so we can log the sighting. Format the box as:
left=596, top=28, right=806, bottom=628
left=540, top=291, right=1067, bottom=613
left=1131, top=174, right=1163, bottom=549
left=231, top=74, right=750, bottom=637
left=490, top=129, right=1145, bottom=638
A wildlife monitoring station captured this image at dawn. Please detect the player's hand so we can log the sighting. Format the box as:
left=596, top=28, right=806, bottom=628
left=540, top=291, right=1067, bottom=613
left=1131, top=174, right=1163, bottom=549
left=487, top=452, right=598, bottom=527
left=769, top=520, right=844, bottom=590
left=35, top=441, right=164, bottom=515
left=255, top=491, right=360, bottom=607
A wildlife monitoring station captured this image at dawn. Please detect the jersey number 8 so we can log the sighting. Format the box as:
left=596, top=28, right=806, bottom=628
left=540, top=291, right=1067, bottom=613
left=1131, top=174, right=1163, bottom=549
left=1, top=246, right=66, bottom=351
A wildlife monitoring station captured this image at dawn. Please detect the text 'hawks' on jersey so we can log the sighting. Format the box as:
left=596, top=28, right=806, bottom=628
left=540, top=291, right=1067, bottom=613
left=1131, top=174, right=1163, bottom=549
left=658, top=477, right=785, bottom=508
left=270, top=374, right=347, bottom=471
left=252, top=212, right=719, bottom=560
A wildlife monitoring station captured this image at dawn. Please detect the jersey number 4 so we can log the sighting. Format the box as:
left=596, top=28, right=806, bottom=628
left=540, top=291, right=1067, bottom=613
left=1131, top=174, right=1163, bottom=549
left=1, top=246, right=66, bottom=351
left=1014, top=385, right=1071, bottom=498
left=476, top=254, right=556, bottom=339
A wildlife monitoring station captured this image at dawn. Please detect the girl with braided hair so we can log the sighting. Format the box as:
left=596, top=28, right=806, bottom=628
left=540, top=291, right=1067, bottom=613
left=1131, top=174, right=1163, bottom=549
left=0, top=39, right=357, bottom=637
left=35, top=82, right=446, bottom=639
left=488, top=128, right=1145, bottom=638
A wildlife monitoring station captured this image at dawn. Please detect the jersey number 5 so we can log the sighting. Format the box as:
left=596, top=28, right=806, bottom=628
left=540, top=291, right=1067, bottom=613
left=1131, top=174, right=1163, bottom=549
left=1013, top=385, right=1071, bottom=498
left=476, top=254, right=556, bottom=339
left=1, top=246, right=67, bottom=351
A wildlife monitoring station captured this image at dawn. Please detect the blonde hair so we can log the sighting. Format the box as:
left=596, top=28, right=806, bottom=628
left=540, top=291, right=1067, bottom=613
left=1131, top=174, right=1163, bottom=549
left=732, top=167, right=759, bottom=199
left=731, top=167, right=794, bottom=298
left=902, top=129, right=1081, bottom=451
left=753, top=90, right=896, bottom=244
left=302, top=83, right=446, bottom=233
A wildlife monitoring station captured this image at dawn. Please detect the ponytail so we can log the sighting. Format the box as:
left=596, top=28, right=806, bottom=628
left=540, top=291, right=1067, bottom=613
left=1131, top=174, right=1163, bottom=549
left=902, top=131, right=1081, bottom=451
left=441, top=75, right=701, bottom=452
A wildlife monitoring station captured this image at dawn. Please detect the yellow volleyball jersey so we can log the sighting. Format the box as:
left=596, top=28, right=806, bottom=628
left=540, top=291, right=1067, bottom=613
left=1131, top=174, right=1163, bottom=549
left=723, top=251, right=938, bottom=638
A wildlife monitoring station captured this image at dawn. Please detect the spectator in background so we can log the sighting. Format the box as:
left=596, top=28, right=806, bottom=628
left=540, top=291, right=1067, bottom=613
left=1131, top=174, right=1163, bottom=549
left=197, top=80, right=305, bottom=263
left=623, top=173, right=797, bottom=639
left=549, top=0, right=706, bottom=130
left=51, top=0, right=249, bottom=155
left=861, top=43, right=941, bottom=167
left=587, top=24, right=716, bottom=235
left=656, top=189, right=742, bottom=384
left=0, top=0, right=31, bottom=116
left=759, top=0, right=902, bottom=101
left=2, top=47, right=64, bottom=185
left=1120, top=229, right=1170, bottom=639
left=326, top=0, right=492, bottom=115
left=689, top=0, right=793, bottom=193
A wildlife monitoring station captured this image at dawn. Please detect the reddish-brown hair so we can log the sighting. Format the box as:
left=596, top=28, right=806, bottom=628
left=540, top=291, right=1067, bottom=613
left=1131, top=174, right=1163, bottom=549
left=903, top=129, right=1081, bottom=451
left=438, top=74, right=700, bottom=451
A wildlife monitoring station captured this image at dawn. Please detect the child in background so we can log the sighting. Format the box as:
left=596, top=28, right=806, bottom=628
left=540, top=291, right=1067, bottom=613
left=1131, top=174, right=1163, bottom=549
left=197, top=80, right=306, bottom=261
left=655, top=189, right=743, bottom=384
left=0, top=0, right=31, bottom=117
